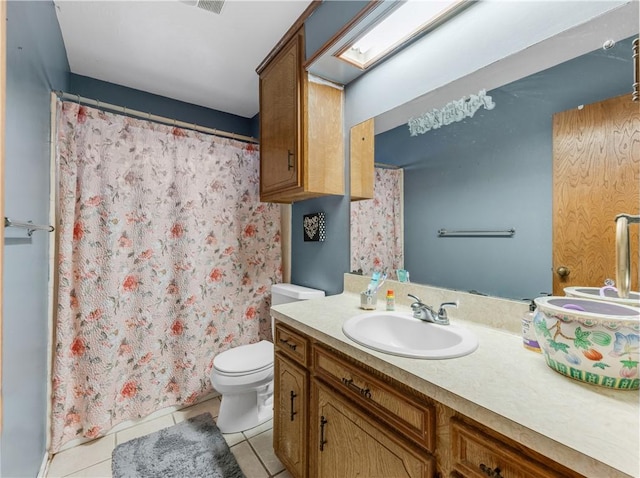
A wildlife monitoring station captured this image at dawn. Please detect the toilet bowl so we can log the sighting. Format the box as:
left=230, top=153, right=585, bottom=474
left=210, top=283, right=325, bottom=433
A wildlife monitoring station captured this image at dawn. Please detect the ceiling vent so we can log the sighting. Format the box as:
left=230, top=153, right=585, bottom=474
left=180, top=0, right=225, bottom=15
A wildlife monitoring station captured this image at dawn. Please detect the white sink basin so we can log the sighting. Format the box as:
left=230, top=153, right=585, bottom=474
left=342, top=311, right=478, bottom=359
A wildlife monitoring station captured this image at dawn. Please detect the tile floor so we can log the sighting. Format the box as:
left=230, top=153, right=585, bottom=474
left=45, top=396, right=291, bottom=478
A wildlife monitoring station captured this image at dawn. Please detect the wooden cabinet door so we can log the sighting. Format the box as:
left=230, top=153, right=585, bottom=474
left=259, top=30, right=302, bottom=197
left=552, top=93, right=640, bottom=294
left=311, top=381, right=433, bottom=478
left=450, top=419, right=578, bottom=478
left=350, top=118, right=375, bottom=201
left=274, top=353, right=307, bottom=478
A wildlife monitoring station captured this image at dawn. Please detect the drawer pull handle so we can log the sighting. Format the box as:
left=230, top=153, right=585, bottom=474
left=279, top=338, right=297, bottom=351
left=290, top=390, right=297, bottom=421
left=320, top=415, right=328, bottom=451
left=479, top=464, right=503, bottom=478
left=341, top=377, right=372, bottom=399
left=287, top=150, right=294, bottom=170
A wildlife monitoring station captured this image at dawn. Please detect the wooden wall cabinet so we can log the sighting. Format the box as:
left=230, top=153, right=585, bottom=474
left=258, top=28, right=344, bottom=203
left=273, top=322, right=586, bottom=478
left=350, top=118, right=375, bottom=201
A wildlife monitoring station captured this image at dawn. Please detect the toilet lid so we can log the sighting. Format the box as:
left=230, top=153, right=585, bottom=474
left=213, top=340, right=274, bottom=374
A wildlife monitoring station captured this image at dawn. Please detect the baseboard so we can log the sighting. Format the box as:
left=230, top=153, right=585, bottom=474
left=37, top=452, right=51, bottom=478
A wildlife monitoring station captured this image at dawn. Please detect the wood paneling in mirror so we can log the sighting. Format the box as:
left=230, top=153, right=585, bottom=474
left=553, top=93, right=640, bottom=295
left=350, top=118, right=374, bottom=200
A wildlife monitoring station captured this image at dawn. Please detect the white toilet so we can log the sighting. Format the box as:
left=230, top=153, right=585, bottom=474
left=210, top=283, right=325, bottom=433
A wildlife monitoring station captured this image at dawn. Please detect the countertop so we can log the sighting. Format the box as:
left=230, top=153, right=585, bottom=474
left=271, top=290, right=640, bottom=478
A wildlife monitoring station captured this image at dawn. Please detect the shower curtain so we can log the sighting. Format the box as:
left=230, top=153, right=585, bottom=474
left=50, top=101, right=281, bottom=452
left=351, top=167, right=403, bottom=278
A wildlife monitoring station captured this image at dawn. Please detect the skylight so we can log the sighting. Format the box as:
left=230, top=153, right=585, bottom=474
left=337, top=0, right=469, bottom=70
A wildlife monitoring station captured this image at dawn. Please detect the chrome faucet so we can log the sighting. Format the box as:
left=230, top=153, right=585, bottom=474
left=408, top=294, right=458, bottom=325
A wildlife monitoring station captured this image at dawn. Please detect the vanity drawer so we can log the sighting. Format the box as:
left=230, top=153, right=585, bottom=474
left=451, top=419, right=578, bottom=478
left=274, top=322, right=309, bottom=366
left=312, top=344, right=435, bottom=452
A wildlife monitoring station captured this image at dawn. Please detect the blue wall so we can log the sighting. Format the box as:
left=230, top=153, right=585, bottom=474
left=374, top=38, right=634, bottom=299
left=69, top=74, right=254, bottom=137
left=3, top=1, right=69, bottom=476
left=2, top=4, right=256, bottom=474
left=291, top=0, right=373, bottom=296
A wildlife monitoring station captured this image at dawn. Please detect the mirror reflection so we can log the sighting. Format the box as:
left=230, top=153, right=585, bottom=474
left=351, top=35, right=638, bottom=300
left=350, top=167, right=404, bottom=276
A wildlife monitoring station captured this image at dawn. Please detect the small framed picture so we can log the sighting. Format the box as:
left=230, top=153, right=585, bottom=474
left=303, top=212, right=326, bottom=242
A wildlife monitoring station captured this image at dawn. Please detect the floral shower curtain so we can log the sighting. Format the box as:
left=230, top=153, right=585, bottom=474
left=50, top=101, right=281, bottom=452
left=350, top=167, right=403, bottom=278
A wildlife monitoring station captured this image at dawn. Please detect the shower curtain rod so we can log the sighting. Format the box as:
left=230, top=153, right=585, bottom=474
left=54, top=91, right=259, bottom=144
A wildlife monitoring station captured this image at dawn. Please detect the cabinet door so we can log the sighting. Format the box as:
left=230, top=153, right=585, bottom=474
left=451, top=419, right=576, bottom=478
left=259, top=30, right=302, bottom=197
left=350, top=118, right=375, bottom=200
left=274, top=353, right=307, bottom=478
left=311, top=381, right=433, bottom=478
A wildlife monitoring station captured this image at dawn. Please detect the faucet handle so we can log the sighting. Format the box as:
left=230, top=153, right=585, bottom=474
left=408, top=294, right=423, bottom=308
left=438, top=300, right=459, bottom=321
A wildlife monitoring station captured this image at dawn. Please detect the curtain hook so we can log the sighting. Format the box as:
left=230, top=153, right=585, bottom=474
left=123, top=106, right=127, bottom=116
left=76, top=94, right=81, bottom=105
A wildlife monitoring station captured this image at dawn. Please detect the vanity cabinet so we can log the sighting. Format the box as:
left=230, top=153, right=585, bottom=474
left=258, top=27, right=344, bottom=203
left=273, top=321, right=584, bottom=478
left=274, top=354, right=307, bottom=478
left=310, top=380, right=434, bottom=478
left=273, top=323, right=310, bottom=478
left=312, top=343, right=435, bottom=451
left=450, top=419, right=582, bottom=478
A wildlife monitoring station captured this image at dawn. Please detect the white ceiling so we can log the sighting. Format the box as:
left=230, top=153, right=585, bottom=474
left=54, top=0, right=313, bottom=119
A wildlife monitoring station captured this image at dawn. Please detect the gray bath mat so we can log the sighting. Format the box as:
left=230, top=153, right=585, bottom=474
left=112, top=412, right=245, bottom=478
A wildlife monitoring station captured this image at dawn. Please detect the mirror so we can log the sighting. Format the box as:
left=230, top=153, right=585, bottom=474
left=350, top=30, right=638, bottom=300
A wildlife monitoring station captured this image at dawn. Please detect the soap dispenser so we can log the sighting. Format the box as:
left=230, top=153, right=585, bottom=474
left=522, top=300, right=541, bottom=353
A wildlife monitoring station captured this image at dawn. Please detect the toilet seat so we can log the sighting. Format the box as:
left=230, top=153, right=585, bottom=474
left=213, top=340, right=274, bottom=376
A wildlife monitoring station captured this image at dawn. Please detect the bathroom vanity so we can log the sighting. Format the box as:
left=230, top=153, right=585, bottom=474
left=271, top=276, right=640, bottom=478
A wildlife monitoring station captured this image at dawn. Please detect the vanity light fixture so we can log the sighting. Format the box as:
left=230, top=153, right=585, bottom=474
left=337, top=0, right=470, bottom=70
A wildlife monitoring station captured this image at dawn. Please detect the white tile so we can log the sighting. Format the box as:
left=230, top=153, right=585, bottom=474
left=115, top=414, right=175, bottom=445
left=249, top=429, right=284, bottom=475
left=64, top=459, right=112, bottom=477
left=106, top=405, right=176, bottom=436
left=243, top=419, right=273, bottom=439
left=47, top=435, right=115, bottom=478
left=173, top=397, right=221, bottom=423
left=274, top=469, right=293, bottom=478
left=230, top=441, right=268, bottom=478
left=222, top=430, right=245, bottom=447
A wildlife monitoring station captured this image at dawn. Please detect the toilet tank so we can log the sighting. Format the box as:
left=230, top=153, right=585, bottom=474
left=271, top=283, right=325, bottom=306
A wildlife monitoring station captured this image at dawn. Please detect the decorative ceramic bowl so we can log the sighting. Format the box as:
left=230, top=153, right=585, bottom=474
left=564, top=286, right=640, bottom=308
left=533, top=297, right=640, bottom=390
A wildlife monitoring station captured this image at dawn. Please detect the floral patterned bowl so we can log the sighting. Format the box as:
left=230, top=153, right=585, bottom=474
left=533, top=297, right=640, bottom=390
left=564, top=286, right=640, bottom=307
